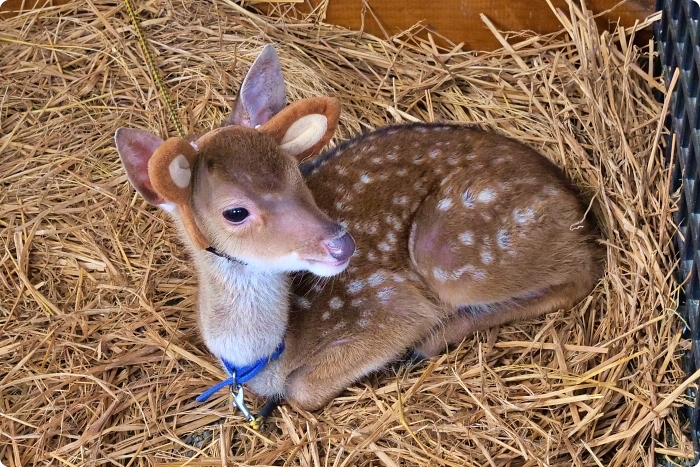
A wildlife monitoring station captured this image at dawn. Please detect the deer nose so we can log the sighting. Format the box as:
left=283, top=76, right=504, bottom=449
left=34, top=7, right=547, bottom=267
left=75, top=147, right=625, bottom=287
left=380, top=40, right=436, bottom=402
left=324, top=233, right=355, bottom=262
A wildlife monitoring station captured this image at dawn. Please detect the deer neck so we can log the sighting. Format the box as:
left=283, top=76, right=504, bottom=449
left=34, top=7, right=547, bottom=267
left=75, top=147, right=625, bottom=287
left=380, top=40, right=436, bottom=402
left=178, top=219, right=291, bottom=368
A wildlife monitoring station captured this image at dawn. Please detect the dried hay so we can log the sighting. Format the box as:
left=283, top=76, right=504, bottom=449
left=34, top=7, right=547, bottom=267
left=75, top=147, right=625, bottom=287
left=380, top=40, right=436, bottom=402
left=0, top=0, right=691, bottom=465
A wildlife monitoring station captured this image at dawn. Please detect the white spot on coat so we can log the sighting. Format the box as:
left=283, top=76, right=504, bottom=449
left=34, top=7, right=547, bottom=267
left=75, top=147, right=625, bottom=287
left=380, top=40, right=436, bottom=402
left=329, top=297, right=344, bottom=309
left=459, top=231, right=474, bottom=245
left=433, top=267, right=449, bottom=282
left=377, top=287, right=394, bottom=302
left=477, top=188, right=496, bottom=203
left=455, top=264, right=475, bottom=278
left=514, top=207, right=536, bottom=224
left=385, top=214, right=401, bottom=230
left=347, top=280, right=365, bottom=295
left=437, top=198, right=453, bottom=210
left=473, top=270, right=486, bottom=281
left=497, top=229, right=511, bottom=249
left=368, top=271, right=387, bottom=286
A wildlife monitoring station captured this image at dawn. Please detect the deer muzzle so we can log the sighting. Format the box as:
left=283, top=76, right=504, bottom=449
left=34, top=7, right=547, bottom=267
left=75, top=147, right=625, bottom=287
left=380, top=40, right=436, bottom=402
left=323, top=233, right=355, bottom=263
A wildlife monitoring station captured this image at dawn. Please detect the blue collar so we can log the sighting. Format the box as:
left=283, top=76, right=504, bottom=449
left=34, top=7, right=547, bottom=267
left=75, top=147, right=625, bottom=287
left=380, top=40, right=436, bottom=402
left=196, top=342, right=285, bottom=403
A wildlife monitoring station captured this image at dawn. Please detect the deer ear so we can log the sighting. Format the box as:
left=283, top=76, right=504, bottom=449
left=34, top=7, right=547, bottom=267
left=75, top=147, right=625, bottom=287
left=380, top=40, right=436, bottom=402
left=224, top=44, right=287, bottom=128
left=115, top=128, right=170, bottom=207
left=147, top=137, right=198, bottom=206
left=115, top=128, right=197, bottom=208
left=259, top=97, right=341, bottom=161
left=147, top=137, right=211, bottom=249
left=116, top=129, right=210, bottom=249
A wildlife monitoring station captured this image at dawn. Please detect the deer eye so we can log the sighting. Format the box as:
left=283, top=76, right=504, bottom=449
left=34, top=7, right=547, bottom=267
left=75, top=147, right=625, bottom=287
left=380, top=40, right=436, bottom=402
left=223, top=208, right=249, bottom=224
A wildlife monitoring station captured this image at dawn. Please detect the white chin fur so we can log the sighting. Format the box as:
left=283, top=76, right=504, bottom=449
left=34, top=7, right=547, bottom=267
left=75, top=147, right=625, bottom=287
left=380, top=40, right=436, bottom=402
left=237, top=253, right=349, bottom=277
left=305, top=260, right=350, bottom=277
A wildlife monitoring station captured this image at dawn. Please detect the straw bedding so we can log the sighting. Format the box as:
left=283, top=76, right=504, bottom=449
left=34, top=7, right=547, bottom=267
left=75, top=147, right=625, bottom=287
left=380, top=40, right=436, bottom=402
left=0, top=0, right=691, bottom=465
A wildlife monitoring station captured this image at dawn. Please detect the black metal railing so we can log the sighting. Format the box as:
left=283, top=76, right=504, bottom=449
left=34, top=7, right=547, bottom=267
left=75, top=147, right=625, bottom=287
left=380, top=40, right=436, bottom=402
left=656, top=0, right=700, bottom=460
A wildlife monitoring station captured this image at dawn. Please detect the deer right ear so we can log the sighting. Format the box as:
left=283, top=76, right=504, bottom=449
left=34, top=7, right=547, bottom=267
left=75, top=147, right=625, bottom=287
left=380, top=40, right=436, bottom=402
left=115, top=128, right=170, bottom=208
left=260, top=97, right=341, bottom=161
left=223, top=44, right=287, bottom=128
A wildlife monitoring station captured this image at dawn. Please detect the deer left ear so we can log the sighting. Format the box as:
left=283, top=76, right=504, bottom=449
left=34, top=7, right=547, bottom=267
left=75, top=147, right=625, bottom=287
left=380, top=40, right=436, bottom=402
left=148, top=137, right=211, bottom=250
left=259, top=97, right=341, bottom=161
left=148, top=137, right=198, bottom=206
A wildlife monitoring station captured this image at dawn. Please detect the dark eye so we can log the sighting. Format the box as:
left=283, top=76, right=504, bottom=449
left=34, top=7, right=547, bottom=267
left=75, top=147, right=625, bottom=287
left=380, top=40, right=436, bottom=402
left=223, top=208, right=249, bottom=224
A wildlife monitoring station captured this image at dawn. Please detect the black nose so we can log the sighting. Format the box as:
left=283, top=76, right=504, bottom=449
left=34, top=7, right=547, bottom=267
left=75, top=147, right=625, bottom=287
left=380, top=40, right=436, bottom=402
left=324, top=233, right=355, bottom=262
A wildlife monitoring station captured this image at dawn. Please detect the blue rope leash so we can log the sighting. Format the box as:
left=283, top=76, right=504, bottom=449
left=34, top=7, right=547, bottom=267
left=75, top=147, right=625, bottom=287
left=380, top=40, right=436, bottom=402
left=196, top=342, right=285, bottom=403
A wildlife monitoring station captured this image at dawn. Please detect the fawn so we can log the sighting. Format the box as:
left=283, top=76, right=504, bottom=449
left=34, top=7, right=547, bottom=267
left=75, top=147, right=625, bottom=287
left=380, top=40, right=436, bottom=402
left=115, top=45, right=603, bottom=415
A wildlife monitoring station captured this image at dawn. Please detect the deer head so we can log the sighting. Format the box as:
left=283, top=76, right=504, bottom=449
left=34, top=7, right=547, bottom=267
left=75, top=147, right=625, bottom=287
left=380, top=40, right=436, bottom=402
left=114, top=45, right=355, bottom=276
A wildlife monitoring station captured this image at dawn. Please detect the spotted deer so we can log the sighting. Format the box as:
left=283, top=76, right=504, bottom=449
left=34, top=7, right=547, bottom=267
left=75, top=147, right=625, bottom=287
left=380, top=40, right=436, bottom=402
left=115, top=45, right=603, bottom=414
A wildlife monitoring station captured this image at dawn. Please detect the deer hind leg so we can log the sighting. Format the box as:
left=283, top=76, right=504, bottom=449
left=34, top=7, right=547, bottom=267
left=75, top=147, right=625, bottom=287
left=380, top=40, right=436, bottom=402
left=413, top=280, right=594, bottom=358
left=283, top=284, right=446, bottom=412
left=407, top=173, right=602, bottom=358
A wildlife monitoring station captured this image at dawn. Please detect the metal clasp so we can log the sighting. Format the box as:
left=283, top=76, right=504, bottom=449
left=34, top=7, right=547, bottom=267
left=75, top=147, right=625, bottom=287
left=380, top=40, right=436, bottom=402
left=229, top=374, right=255, bottom=423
